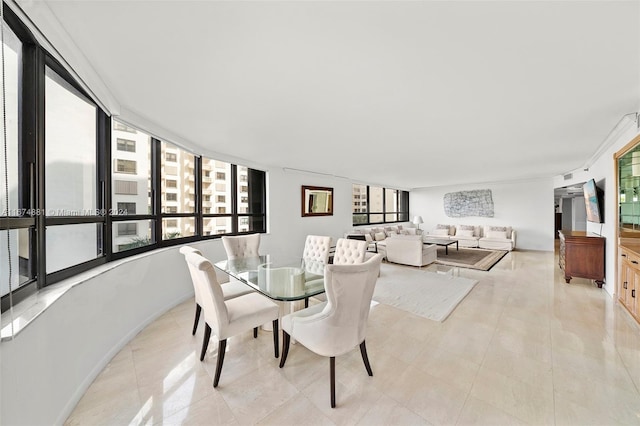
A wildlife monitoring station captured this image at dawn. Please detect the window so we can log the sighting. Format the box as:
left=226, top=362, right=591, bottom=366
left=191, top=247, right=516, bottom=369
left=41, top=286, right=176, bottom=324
left=114, top=122, right=137, bottom=133
left=117, top=223, right=137, bottom=236
left=44, top=64, right=104, bottom=278
left=116, top=138, right=136, bottom=152
left=1, top=8, right=269, bottom=311
left=0, top=21, right=34, bottom=303
left=114, top=180, right=138, bottom=195
left=352, top=184, right=409, bottom=225
left=116, top=159, right=137, bottom=174
left=117, top=203, right=136, bottom=215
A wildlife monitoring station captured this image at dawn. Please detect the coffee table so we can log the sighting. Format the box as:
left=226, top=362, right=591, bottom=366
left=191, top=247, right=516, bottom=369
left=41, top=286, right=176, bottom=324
left=422, top=237, right=459, bottom=255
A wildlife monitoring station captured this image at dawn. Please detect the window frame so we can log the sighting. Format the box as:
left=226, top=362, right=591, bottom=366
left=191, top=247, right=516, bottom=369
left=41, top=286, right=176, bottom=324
left=351, top=184, right=410, bottom=226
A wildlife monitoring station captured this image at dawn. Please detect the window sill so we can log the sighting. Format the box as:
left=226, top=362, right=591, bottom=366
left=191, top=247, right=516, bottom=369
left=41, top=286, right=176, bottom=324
left=1, top=246, right=176, bottom=342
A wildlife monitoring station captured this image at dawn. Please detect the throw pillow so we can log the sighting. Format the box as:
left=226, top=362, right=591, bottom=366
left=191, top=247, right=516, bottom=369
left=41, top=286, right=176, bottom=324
left=374, top=232, right=386, bottom=241
left=436, top=224, right=450, bottom=229
left=431, top=228, right=449, bottom=236
left=459, top=224, right=475, bottom=231
left=488, top=226, right=511, bottom=238
left=456, top=229, right=475, bottom=238
left=365, top=234, right=373, bottom=242
left=486, top=230, right=508, bottom=239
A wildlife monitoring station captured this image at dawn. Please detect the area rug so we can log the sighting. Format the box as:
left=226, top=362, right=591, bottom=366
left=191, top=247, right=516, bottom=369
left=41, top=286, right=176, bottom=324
left=435, top=247, right=508, bottom=271
left=373, top=263, right=478, bottom=322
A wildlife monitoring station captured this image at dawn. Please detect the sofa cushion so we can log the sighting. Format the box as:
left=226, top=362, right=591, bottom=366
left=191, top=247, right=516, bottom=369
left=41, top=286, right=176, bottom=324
left=374, top=232, right=386, bottom=241
left=485, top=230, right=508, bottom=239
left=456, top=229, right=475, bottom=238
left=431, top=228, right=449, bottom=236
left=436, top=224, right=453, bottom=235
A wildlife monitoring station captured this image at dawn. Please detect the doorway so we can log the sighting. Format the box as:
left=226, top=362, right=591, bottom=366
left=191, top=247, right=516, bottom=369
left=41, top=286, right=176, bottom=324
left=554, top=185, right=587, bottom=238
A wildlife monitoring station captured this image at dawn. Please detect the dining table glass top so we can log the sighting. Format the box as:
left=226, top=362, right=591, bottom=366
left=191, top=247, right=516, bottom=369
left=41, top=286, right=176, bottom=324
left=214, top=255, right=326, bottom=301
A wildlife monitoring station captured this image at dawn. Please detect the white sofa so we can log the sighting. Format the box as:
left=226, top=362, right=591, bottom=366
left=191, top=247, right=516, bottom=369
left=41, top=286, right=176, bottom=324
left=383, top=235, right=437, bottom=267
left=347, top=225, right=420, bottom=254
left=427, top=224, right=516, bottom=251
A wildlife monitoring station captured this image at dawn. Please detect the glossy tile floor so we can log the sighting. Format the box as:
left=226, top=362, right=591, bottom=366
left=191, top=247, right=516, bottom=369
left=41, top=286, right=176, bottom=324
left=65, top=248, right=640, bottom=425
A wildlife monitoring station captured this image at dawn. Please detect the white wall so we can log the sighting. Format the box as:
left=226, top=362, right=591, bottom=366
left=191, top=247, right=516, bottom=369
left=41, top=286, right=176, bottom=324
left=410, top=177, right=555, bottom=251
left=553, top=122, right=640, bottom=297
left=572, top=196, right=587, bottom=231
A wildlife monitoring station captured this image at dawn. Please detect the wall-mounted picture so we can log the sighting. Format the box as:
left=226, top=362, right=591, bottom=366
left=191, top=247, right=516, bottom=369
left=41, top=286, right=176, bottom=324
left=301, top=185, right=333, bottom=217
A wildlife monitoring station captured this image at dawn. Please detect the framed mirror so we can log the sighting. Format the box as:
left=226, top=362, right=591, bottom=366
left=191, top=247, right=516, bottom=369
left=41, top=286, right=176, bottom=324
left=301, top=186, right=333, bottom=217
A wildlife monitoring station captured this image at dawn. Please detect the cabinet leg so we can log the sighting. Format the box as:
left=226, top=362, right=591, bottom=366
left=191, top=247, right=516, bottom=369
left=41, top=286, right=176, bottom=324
left=595, top=280, right=604, bottom=288
left=565, top=276, right=571, bottom=283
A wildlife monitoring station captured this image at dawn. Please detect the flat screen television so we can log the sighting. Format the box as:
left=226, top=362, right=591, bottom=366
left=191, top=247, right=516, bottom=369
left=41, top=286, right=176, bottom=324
left=583, top=178, right=604, bottom=223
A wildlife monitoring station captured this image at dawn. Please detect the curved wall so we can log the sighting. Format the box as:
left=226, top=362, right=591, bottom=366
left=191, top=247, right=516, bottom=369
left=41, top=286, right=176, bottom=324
left=1, top=245, right=200, bottom=425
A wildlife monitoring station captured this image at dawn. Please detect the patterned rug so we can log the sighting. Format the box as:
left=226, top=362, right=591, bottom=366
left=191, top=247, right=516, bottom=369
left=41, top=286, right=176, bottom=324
left=435, top=247, right=508, bottom=271
left=373, top=263, right=478, bottom=322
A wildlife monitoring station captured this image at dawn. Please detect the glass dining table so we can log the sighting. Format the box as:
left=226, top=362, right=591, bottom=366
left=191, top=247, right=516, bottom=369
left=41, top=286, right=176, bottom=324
left=214, top=255, right=327, bottom=302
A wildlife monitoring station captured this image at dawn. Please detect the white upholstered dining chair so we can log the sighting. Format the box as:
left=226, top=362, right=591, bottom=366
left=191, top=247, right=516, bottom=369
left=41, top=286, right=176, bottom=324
left=179, top=246, right=253, bottom=335
left=301, top=235, right=332, bottom=306
left=185, top=252, right=280, bottom=387
left=279, top=253, right=383, bottom=407
left=332, top=237, right=367, bottom=265
left=221, top=233, right=261, bottom=260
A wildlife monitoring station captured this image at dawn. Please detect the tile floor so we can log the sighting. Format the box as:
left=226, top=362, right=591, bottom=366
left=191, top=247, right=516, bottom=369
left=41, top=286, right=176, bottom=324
left=65, top=248, right=640, bottom=425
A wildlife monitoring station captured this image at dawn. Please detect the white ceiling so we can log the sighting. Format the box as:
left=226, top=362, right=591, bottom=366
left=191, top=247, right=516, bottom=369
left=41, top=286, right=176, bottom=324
left=17, top=0, right=640, bottom=189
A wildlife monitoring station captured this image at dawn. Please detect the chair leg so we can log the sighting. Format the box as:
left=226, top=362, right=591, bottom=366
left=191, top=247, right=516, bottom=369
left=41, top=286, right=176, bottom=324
left=304, top=297, right=309, bottom=308
left=192, top=304, right=201, bottom=335
left=200, top=323, right=211, bottom=361
left=360, top=340, right=373, bottom=376
left=253, top=327, right=258, bottom=338
left=213, top=339, right=227, bottom=388
left=272, top=319, right=279, bottom=358
left=279, top=331, right=290, bottom=368
left=330, top=357, right=336, bottom=408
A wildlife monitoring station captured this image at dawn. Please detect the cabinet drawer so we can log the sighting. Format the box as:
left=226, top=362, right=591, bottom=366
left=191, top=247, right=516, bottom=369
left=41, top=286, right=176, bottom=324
left=624, top=250, right=640, bottom=267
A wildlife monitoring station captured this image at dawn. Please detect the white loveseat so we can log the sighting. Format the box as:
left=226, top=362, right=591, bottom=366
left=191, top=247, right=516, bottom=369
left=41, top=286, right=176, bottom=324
left=383, top=235, right=437, bottom=267
left=478, top=225, right=516, bottom=251
left=427, top=224, right=516, bottom=251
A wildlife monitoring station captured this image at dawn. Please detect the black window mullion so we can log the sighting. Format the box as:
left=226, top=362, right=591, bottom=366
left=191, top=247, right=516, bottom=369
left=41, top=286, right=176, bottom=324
left=101, top=113, right=112, bottom=259
left=24, top=43, right=46, bottom=288
left=195, top=156, right=202, bottom=237
left=231, top=164, right=238, bottom=234
left=151, top=138, right=161, bottom=243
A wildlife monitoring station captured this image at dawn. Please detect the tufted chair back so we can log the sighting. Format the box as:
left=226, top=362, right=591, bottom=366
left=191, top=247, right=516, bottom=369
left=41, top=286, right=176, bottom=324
left=222, top=233, right=261, bottom=260
left=302, top=235, right=332, bottom=262
left=333, top=238, right=367, bottom=265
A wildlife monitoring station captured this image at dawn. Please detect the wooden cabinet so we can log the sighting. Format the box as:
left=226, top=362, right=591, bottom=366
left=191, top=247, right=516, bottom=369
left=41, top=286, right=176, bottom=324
left=619, top=246, right=640, bottom=321
left=558, top=230, right=605, bottom=287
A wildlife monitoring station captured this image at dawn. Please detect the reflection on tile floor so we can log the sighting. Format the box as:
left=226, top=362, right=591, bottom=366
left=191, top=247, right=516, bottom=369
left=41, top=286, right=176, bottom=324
left=65, top=249, right=640, bottom=425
